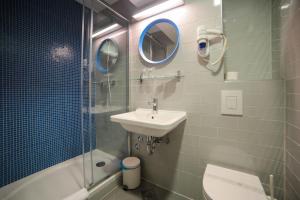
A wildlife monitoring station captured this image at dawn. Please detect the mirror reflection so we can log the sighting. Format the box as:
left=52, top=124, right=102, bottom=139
left=96, top=39, right=119, bottom=73
left=140, top=20, right=179, bottom=64
left=223, top=0, right=282, bottom=81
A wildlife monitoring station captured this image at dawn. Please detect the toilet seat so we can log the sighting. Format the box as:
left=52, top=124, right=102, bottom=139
left=202, top=164, right=267, bottom=200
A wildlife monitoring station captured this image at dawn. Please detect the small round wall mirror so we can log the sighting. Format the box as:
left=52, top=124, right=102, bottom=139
left=139, top=19, right=180, bottom=65
left=96, top=39, right=119, bottom=74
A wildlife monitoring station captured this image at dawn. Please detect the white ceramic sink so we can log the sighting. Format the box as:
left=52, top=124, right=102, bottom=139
left=111, top=108, right=187, bottom=137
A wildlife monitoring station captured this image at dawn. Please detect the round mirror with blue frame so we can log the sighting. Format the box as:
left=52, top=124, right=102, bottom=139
left=96, top=39, right=119, bottom=74
left=139, top=18, right=180, bottom=65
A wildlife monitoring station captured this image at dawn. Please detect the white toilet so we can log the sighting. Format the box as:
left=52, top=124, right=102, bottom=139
left=202, top=164, right=268, bottom=200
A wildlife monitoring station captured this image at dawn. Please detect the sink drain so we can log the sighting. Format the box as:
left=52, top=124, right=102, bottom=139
left=96, top=161, right=106, bottom=167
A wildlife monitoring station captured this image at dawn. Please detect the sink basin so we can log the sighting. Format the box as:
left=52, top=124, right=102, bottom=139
left=111, top=108, right=187, bottom=137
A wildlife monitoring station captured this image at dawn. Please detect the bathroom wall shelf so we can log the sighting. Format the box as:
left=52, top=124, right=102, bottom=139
left=133, top=70, right=184, bottom=83
left=82, top=105, right=123, bottom=114
left=92, top=80, right=117, bottom=87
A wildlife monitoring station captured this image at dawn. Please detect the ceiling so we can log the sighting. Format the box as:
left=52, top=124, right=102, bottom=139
left=76, top=0, right=169, bottom=32
left=128, top=0, right=157, bottom=8
left=98, top=0, right=165, bottom=21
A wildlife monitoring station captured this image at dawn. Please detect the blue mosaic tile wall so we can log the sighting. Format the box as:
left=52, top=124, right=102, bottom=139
left=0, top=0, right=90, bottom=187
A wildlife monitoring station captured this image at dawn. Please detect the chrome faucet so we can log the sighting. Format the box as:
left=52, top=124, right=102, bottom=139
left=148, top=98, right=158, bottom=113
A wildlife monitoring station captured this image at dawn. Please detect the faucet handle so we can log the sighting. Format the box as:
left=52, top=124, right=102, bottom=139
left=148, top=98, right=157, bottom=103
left=153, top=98, right=158, bottom=103
left=148, top=98, right=158, bottom=105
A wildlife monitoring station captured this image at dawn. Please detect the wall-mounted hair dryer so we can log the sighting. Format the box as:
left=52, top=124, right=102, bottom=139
left=197, top=25, right=227, bottom=72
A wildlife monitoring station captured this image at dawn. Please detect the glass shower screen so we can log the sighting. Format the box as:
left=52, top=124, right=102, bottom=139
left=80, top=0, right=129, bottom=189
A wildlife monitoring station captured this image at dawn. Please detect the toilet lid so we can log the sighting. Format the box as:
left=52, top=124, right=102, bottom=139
left=203, top=164, right=267, bottom=200
left=122, top=157, right=140, bottom=169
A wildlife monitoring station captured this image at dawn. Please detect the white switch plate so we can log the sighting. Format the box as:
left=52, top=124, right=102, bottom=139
left=221, top=90, right=243, bottom=115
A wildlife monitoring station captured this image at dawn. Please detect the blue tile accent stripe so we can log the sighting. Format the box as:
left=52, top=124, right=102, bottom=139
left=0, top=0, right=87, bottom=187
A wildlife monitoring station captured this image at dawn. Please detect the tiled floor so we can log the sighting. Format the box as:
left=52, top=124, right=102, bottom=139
left=103, top=181, right=186, bottom=200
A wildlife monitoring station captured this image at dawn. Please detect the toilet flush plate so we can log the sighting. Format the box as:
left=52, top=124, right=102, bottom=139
left=221, top=90, right=243, bottom=116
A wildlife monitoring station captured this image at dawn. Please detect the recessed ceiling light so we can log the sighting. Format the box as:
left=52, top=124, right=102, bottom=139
left=92, top=24, right=121, bottom=38
left=132, top=0, right=184, bottom=21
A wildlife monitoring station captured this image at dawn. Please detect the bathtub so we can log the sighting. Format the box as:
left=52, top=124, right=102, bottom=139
left=0, top=149, right=121, bottom=200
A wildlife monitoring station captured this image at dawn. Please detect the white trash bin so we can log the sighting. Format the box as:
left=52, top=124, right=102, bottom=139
left=122, top=157, right=141, bottom=189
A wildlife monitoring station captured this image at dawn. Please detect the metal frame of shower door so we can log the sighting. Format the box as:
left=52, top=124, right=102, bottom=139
left=88, top=8, right=94, bottom=188
left=80, top=2, right=87, bottom=189
left=80, top=1, right=95, bottom=189
left=125, top=27, right=131, bottom=156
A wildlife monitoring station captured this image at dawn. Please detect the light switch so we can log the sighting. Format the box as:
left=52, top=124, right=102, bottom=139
left=221, top=90, right=243, bottom=115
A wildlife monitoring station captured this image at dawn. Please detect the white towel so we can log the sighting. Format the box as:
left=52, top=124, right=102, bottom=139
left=62, top=188, right=89, bottom=200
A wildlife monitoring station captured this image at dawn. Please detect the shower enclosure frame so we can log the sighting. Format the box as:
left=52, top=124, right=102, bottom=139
left=80, top=0, right=130, bottom=190
left=80, top=3, right=95, bottom=188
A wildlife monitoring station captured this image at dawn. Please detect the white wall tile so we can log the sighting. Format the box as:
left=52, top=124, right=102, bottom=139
left=129, top=0, right=284, bottom=199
